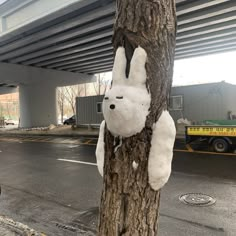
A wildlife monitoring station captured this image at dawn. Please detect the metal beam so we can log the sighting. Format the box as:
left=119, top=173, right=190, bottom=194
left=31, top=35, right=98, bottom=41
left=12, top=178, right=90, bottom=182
left=9, top=29, right=113, bottom=63
left=75, top=63, right=113, bottom=73
left=178, top=10, right=236, bottom=33
left=80, top=64, right=113, bottom=73
left=61, top=57, right=114, bottom=71
left=176, top=0, right=230, bottom=16
left=177, top=0, right=236, bottom=25
left=175, top=45, right=236, bottom=60
left=0, top=0, right=236, bottom=70
left=176, top=0, right=190, bottom=4
left=69, top=58, right=114, bottom=72
left=37, top=46, right=113, bottom=68
left=177, top=19, right=236, bottom=40
left=82, top=68, right=112, bottom=74
left=50, top=51, right=113, bottom=70
left=175, top=40, right=236, bottom=55
left=176, top=27, right=236, bottom=46
left=0, top=3, right=115, bottom=54
left=176, top=34, right=236, bottom=51
left=21, top=37, right=112, bottom=65
left=0, top=17, right=114, bottom=61
left=0, top=0, right=103, bottom=45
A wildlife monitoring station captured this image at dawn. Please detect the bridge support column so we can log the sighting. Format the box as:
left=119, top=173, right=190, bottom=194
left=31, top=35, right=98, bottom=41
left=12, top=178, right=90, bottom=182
left=0, top=62, right=95, bottom=128
left=19, top=84, right=57, bottom=128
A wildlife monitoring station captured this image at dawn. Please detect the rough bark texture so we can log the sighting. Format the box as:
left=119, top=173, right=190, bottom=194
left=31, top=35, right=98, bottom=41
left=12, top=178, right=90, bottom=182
left=98, top=1, right=176, bottom=235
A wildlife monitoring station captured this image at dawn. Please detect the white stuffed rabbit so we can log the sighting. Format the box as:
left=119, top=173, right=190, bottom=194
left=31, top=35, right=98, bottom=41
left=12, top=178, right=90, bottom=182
left=96, top=46, right=176, bottom=190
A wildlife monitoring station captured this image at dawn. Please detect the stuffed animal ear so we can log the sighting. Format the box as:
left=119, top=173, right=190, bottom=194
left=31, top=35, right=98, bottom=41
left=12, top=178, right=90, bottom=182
left=112, top=47, right=127, bottom=86
left=128, top=46, right=147, bottom=86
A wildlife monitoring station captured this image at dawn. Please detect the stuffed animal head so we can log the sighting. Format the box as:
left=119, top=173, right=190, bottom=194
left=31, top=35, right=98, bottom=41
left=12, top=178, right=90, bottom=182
left=103, top=46, right=151, bottom=137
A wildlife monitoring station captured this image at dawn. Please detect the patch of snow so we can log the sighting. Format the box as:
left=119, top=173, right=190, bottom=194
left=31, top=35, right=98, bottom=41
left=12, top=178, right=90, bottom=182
left=132, top=161, right=139, bottom=171
left=48, top=124, right=56, bottom=130
left=114, top=136, right=122, bottom=153
left=95, top=120, right=105, bottom=176
left=128, top=46, right=147, bottom=87
left=0, top=215, right=42, bottom=235
left=177, top=118, right=191, bottom=125
left=112, top=47, right=127, bottom=86
left=148, top=110, right=176, bottom=191
left=103, top=46, right=151, bottom=137
left=96, top=47, right=176, bottom=188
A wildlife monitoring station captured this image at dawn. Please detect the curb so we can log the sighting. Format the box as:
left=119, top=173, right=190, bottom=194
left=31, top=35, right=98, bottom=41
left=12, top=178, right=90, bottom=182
left=0, top=131, right=99, bottom=138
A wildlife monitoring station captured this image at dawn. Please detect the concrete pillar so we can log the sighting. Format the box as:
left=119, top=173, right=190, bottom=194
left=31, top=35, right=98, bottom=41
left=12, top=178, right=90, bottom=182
left=1, top=62, right=95, bottom=128
left=19, top=84, right=57, bottom=128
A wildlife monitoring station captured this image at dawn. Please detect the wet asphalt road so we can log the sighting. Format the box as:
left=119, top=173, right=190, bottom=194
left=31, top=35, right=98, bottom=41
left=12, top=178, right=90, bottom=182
left=0, top=136, right=235, bottom=235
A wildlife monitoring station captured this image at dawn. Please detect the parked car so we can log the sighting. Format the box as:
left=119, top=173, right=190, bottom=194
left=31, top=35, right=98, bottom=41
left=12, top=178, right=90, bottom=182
left=5, top=119, right=16, bottom=125
left=63, top=115, right=76, bottom=125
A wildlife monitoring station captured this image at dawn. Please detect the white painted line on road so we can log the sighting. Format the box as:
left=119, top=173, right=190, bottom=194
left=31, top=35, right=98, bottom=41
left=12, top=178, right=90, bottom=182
left=57, top=158, right=97, bottom=166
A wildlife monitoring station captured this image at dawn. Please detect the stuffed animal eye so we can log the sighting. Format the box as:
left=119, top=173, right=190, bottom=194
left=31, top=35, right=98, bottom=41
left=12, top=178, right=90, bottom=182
left=116, top=96, right=123, bottom=99
left=104, top=97, right=109, bottom=100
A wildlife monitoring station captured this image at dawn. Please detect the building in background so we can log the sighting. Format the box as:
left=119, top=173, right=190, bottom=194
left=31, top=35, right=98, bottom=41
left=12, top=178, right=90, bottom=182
left=75, top=82, right=236, bottom=125
left=170, top=81, right=236, bottom=124
left=76, top=95, right=104, bottom=125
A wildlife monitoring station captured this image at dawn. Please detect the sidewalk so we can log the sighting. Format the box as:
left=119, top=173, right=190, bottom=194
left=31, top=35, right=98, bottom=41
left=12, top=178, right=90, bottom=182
left=0, top=125, right=99, bottom=137
left=0, top=125, right=185, bottom=139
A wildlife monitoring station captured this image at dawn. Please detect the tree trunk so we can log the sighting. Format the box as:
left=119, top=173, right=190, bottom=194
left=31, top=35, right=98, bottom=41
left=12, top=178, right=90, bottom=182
left=98, top=0, right=176, bottom=235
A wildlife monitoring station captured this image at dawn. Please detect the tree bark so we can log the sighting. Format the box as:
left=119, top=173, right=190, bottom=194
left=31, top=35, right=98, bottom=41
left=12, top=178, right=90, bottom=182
left=98, top=0, right=176, bottom=235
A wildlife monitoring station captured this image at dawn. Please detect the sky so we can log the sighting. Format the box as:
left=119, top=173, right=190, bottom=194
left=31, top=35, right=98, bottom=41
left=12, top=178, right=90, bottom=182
left=104, top=50, right=236, bottom=87
left=173, top=51, right=236, bottom=86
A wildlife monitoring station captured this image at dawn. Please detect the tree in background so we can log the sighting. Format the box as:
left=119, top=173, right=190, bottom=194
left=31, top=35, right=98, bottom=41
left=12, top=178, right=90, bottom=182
left=64, top=85, right=84, bottom=115
left=57, top=87, right=66, bottom=124
left=0, top=93, right=19, bottom=120
left=93, top=73, right=110, bottom=95
left=57, top=74, right=111, bottom=123
left=57, top=84, right=85, bottom=122
left=96, top=0, right=177, bottom=235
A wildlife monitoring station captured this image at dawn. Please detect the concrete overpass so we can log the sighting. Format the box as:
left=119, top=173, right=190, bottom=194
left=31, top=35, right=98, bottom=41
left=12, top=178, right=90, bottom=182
left=1, top=0, right=236, bottom=127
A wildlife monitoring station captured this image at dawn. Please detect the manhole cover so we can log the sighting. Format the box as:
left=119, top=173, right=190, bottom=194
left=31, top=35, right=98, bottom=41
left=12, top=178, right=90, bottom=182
left=179, top=193, right=216, bottom=206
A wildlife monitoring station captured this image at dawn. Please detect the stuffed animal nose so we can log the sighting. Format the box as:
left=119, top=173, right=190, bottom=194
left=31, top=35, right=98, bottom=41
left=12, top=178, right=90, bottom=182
left=110, top=104, right=115, bottom=110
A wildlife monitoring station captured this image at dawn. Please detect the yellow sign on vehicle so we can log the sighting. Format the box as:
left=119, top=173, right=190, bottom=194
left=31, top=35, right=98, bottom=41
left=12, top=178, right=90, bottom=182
left=186, top=126, right=236, bottom=137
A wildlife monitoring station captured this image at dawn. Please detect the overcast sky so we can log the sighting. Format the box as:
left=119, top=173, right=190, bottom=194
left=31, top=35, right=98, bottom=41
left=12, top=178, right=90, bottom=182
left=104, top=50, right=236, bottom=87
left=173, top=50, right=236, bottom=86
